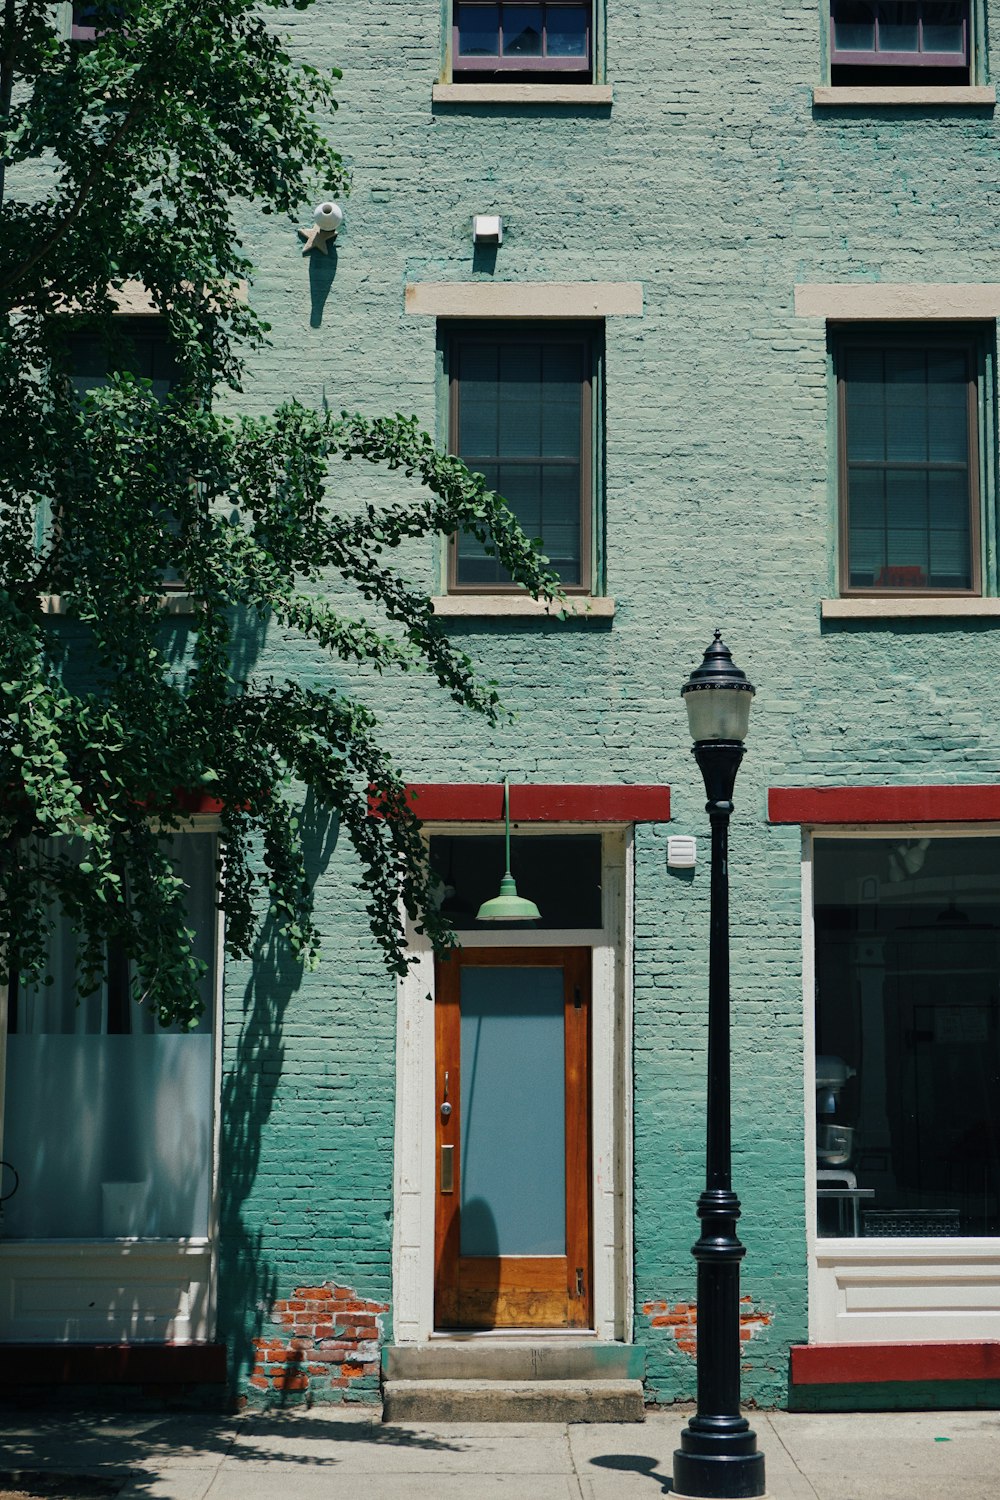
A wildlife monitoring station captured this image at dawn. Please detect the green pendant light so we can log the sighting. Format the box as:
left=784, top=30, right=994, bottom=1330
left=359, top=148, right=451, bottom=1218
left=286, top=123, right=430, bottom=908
left=476, top=778, right=541, bottom=923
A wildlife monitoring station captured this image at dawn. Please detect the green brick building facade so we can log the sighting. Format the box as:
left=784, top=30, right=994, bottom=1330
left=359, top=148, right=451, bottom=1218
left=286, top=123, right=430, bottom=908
left=5, top=3, right=1000, bottom=1413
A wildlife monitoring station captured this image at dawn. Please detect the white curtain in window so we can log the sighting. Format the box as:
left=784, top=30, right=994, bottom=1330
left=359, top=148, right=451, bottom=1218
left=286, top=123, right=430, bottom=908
left=2, top=833, right=216, bottom=1239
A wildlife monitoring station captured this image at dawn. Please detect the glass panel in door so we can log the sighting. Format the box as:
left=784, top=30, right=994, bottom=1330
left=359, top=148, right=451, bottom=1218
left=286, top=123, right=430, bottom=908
left=459, top=965, right=566, bottom=1255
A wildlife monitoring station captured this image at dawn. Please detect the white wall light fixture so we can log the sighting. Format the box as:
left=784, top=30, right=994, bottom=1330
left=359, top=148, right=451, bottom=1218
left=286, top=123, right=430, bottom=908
left=472, top=214, right=503, bottom=246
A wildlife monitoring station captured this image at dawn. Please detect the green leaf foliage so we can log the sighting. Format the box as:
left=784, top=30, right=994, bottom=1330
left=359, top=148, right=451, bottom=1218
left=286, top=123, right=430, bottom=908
left=0, top=2, right=561, bottom=1027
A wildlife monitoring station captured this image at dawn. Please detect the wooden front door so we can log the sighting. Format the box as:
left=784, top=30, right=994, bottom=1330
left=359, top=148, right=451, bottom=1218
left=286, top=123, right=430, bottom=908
left=434, top=947, right=591, bottom=1330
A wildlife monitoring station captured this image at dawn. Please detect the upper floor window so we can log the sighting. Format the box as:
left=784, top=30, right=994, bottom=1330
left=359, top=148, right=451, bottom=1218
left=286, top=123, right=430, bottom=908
left=454, top=2, right=592, bottom=80
left=55, top=318, right=184, bottom=589
left=836, top=329, right=982, bottom=596
left=67, top=318, right=179, bottom=404
left=830, top=2, right=971, bottom=86
left=70, top=1, right=125, bottom=41
left=446, top=322, right=598, bottom=593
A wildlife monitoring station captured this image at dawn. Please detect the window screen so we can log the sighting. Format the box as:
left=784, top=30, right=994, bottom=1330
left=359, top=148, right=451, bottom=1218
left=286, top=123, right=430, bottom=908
left=67, top=319, right=179, bottom=404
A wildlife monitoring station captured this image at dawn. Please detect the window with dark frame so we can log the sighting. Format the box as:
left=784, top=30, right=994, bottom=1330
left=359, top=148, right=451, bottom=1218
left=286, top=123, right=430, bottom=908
left=70, top=1, right=126, bottom=41
left=837, top=330, right=982, bottom=596
left=447, top=323, right=596, bottom=592
left=453, top=2, right=592, bottom=79
left=67, top=318, right=180, bottom=406
left=830, top=2, right=971, bottom=86
left=62, top=318, right=186, bottom=590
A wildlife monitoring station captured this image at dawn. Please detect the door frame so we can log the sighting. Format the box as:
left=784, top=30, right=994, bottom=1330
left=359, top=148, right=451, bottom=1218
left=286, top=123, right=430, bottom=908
left=434, top=945, right=592, bottom=1330
left=393, top=825, right=633, bottom=1342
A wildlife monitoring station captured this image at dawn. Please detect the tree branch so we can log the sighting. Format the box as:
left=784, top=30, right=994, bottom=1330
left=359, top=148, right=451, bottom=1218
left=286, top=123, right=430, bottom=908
left=1, top=92, right=149, bottom=292
left=1, top=6, right=199, bottom=293
left=0, top=0, right=23, bottom=210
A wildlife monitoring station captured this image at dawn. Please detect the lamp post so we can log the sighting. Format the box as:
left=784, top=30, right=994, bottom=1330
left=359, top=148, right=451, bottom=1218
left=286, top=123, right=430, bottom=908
left=672, top=630, right=765, bottom=1500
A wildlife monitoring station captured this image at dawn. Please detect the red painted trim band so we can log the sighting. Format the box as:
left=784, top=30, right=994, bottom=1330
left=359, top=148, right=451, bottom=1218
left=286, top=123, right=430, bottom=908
left=791, top=1341, right=1000, bottom=1386
left=175, top=790, right=226, bottom=816
left=769, top=785, right=1000, bottom=825
left=404, top=783, right=670, bottom=823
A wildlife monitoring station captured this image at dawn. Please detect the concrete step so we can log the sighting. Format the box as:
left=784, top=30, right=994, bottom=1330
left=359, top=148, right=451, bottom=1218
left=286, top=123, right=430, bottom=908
left=383, top=1340, right=644, bottom=1383
left=382, top=1376, right=645, bottom=1423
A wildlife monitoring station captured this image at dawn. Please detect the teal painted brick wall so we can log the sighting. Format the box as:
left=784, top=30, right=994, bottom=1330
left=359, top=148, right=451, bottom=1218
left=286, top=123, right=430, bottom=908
left=11, top=3, right=997, bottom=1405
left=215, top=2, right=1000, bottom=1406
left=213, top=0, right=1000, bottom=1406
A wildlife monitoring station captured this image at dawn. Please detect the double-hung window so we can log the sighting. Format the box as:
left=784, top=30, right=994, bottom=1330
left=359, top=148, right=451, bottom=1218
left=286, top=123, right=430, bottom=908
left=836, top=329, right=983, bottom=595
left=830, top=2, right=972, bottom=86
left=453, top=3, right=592, bottom=80
left=447, top=323, right=598, bottom=593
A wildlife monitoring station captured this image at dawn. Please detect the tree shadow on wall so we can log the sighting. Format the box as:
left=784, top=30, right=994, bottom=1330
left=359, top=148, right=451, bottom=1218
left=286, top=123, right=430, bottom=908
left=215, top=788, right=341, bottom=1398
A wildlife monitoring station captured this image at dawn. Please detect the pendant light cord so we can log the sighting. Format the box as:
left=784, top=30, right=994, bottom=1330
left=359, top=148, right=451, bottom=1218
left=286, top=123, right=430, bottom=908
left=503, top=775, right=512, bottom=878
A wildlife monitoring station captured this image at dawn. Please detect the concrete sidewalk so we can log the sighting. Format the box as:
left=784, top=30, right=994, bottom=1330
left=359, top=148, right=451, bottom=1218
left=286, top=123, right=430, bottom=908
left=1, top=1404, right=998, bottom=1500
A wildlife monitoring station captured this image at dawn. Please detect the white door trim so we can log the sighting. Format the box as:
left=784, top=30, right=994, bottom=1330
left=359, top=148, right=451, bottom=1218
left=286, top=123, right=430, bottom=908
left=392, top=828, right=632, bottom=1343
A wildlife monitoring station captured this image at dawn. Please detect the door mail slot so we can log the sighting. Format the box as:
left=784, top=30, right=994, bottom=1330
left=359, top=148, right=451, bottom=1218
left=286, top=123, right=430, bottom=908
left=440, top=1145, right=454, bottom=1194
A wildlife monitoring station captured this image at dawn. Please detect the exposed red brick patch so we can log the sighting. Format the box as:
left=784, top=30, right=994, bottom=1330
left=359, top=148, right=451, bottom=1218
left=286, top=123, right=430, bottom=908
left=249, top=1280, right=388, bottom=1404
left=643, top=1295, right=772, bottom=1361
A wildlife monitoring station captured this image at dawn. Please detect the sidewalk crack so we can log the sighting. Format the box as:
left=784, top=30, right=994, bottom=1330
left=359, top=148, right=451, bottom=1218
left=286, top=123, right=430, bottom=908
left=761, top=1414, right=822, bottom=1499
left=566, top=1421, right=587, bottom=1499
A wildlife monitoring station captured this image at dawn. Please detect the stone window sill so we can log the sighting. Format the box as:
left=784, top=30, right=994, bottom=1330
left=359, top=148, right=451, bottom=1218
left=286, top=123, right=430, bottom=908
left=822, top=597, right=1000, bottom=620
left=813, top=85, right=995, bottom=108
left=41, top=593, right=199, bottom=615
left=431, top=595, right=615, bottom=619
left=432, top=83, right=613, bottom=106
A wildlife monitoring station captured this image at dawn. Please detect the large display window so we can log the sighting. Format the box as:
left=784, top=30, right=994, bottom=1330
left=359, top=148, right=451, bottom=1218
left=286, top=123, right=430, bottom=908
left=814, top=836, right=1000, bottom=1239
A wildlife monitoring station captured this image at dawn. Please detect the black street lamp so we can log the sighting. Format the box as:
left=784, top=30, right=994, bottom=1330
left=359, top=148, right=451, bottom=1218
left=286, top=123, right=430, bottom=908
left=672, top=630, right=765, bottom=1500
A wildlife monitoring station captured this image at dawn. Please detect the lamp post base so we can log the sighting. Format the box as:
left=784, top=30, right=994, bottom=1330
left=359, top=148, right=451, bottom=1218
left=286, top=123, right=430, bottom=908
left=672, top=1423, right=766, bottom=1500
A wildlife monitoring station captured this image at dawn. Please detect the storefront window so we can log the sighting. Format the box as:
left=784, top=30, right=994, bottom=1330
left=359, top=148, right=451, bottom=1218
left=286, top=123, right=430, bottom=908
left=1, top=833, right=216, bottom=1239
left=814, top=837, right=1000, bottom=1238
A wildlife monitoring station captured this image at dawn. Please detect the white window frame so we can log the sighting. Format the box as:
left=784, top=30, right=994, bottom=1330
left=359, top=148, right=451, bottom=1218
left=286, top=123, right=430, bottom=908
left=0, top=815, right=223, bottom=1343
left=802, top=824, right=1000, bottom=1344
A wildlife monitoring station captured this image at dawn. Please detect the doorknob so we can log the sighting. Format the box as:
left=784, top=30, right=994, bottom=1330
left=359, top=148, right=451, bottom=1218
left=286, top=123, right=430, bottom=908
left=440, top=1070, right=452, bottom=1120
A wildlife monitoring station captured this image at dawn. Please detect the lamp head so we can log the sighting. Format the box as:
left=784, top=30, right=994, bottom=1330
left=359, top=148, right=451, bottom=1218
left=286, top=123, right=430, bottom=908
left=476, top=872, right=541, bottom=923
left=681, top=629, right=755, bottom=744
